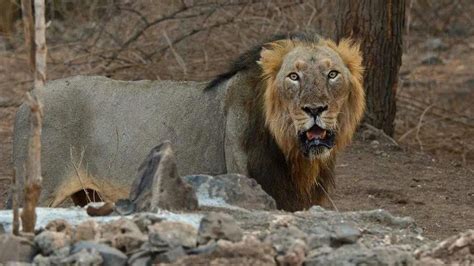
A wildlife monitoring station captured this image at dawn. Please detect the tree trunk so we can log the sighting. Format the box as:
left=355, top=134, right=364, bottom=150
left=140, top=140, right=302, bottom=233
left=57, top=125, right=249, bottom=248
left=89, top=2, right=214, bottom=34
left=20, top=0, right=45, bottom=233
left=335, top=0, right=406, bottom=136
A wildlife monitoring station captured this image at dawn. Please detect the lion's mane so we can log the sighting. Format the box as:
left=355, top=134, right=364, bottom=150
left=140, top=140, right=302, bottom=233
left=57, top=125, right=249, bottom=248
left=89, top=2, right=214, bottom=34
left=207, top=33, right=365, bottom=211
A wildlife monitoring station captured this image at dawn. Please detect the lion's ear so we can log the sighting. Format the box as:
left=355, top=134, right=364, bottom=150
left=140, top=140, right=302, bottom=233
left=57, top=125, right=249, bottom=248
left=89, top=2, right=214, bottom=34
left=326, top=39, right=364, bottom=83
left=258, top=40, right=295, bottom=79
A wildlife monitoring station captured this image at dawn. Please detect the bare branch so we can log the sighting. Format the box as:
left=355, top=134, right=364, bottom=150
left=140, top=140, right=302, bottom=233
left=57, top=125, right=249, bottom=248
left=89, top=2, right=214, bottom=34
left=20, top=0, right=35, bottom=73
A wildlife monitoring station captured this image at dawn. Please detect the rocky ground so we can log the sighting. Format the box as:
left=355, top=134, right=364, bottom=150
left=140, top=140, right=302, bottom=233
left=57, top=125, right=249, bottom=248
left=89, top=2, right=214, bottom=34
left=0, top=183, right=472, bottom=265
left=0, top=140, right=473, bottom=265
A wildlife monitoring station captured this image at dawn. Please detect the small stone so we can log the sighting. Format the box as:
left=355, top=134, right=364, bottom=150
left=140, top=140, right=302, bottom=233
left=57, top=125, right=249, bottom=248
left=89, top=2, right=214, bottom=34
left=370, top=140, right=380, bottom=147
left=128, top=250, right=151, bottom=266
left=276, top=239, right=307, bottom=266
left=308, top=229, right=331, bottom=249
left=72, top=241, right=127, bottom=266
left=187, top=241, right=218, bottom=255
left=114, top=199, right=136, bottom=215
left=360, top=209, right=415, bottom=228
left=34, top=231, right=71, bottom=256
left=34, top=254, right=62, bottom=266
left=75, top=220, right=100, bottom=242
left=113, top=233, right=146, bottom=255
left=45, top=219, right=73, bottom=236
left=0, top=234, right=37, bottom=263
left=331, top=224, right=361, bottom=246
left=60, top=248, right=103, bottom=266
left=198, top=212, right=243, bottom=245
left=176, top=236, right=275, bottom=265
left=265, top=225, right=307, bottom=255
left=100, top=218, right=142, bottom=240
left=424, top=38, right=448, bottom=51
left=33, top=246, right=70, bottom=266
left=132, top=213, right=163, bottom=233
left=421, top=54, right=444, bottom=65
left=155, top=246, right=187, bottom=263
left=149, top=221, right=197, bottom=248
left=99, top=219, right=146, bottom=254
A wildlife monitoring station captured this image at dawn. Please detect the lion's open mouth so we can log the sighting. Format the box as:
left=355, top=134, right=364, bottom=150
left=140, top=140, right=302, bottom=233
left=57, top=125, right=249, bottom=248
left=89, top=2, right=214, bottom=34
left=299, top=124, right=335, bottom=156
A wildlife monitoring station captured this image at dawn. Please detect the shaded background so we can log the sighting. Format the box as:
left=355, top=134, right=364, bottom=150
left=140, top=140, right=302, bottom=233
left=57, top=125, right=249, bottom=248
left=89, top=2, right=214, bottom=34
left=0, top=0, right=473, bottom=239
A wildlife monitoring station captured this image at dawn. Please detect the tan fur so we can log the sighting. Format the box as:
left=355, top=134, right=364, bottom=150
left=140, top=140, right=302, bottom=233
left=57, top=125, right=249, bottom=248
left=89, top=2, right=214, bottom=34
left=51, top=169, right=129, bottom=207
left=259, top=38, right=365, bottom=199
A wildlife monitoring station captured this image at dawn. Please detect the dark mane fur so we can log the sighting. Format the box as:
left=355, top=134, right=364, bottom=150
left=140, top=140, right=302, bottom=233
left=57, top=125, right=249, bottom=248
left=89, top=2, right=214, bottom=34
left=207, top=32, right=340, bottom=211
left=204, top=32, right=321, bottom=90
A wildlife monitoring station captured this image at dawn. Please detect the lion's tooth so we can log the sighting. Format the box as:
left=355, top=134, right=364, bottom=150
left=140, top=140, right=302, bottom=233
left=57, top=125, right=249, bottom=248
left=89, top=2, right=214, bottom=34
left=321, top=130, right=327, bottom=139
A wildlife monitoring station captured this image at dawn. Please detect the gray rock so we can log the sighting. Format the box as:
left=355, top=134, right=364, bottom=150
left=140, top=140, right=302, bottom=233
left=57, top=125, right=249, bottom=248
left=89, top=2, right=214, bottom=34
left=331, top=223, right=361, bottom=246
left=33, top=254, right=62, bottom=266
left=100, top=218, right=142, bottom=239
left=421, top=53, right=444, bottom=65
left=148, top=221, right=197, bottom=248
left=198, top=212, right=243, bottom=245
left=307, top=227, right=332, bottom=249
left=45, top=219, right=73, bottom=236
left=155, top=246, right=187, bottom=263
left=99, top=218, right=146, bottom=254
left=357, top=209, right=415, bottom=229
left=33, top=246, right=70, bottom=266
left=0, top=235, right=37, bottom=263
left=34, top=231, right=71, bottom=256
left=424, top=38, right=448, bottom=51
left=264, top=225, right=308, bottom=264
left=184, top=174, right=276, bottom=210
left=265, top=225, right=307, bottom=254
left=72, top=241, right=127, bottom=266
left=174, top=236, right=276, bottom=265
left=415, top=229, right=474, bottom=265
left=113, top=233, right=147, bottom=255
left=187, top=241, right=218, bottom=255
left=128, top=249, right=152, bottom=266
left=305, top=244, right=415, bottom=266
left=114, top=199, right=136, bottom=216
left=0, top=224, right=5, bottom=234
left=132, top=213, right=163, bottom=233
left=61, top=248, right=103, bottom=266
left=74, top=219, right=100, bottom=242
left=129, top=142, right=198, bottom=212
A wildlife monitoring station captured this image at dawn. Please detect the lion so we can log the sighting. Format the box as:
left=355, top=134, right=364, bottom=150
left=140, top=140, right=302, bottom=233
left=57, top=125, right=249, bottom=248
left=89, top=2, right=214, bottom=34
left=13, top=33, right=364, bottom=211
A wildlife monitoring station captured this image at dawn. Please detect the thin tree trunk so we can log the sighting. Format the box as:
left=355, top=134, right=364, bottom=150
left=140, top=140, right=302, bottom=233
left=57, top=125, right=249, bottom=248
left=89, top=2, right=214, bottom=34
left=21, top=0, right=46, bottom=233
left=20, top=0, right=35, bottom=72
left=12, top=169, right=19, bottom=236
left=335, top=0, right=406, bottom=136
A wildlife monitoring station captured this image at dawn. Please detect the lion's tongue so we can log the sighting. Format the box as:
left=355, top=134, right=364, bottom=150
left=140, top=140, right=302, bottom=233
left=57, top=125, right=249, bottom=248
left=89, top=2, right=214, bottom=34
left=306, top=126, right=327, bottom=141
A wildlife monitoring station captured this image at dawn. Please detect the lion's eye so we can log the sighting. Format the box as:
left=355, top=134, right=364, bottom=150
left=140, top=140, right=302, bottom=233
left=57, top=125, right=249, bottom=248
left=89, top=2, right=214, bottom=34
left=288, top=72, right=299, bottom=81
left=328, top=70, right=339, bottom=79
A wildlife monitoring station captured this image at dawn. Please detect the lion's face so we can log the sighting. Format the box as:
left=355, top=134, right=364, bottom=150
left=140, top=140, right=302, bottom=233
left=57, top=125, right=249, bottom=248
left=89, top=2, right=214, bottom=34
left=260, top=39, right=365, bottom=160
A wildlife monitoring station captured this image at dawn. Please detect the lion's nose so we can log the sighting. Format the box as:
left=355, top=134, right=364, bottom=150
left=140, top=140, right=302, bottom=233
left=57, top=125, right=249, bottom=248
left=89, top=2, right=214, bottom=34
left=302, top=105, right=328, bottom=117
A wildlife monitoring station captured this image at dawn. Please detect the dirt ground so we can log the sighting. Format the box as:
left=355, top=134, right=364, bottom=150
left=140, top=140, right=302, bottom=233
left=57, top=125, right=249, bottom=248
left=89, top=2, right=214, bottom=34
left=335, top=133, right=473, bottom=240
left=0, top=1, right=472, bottom=242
